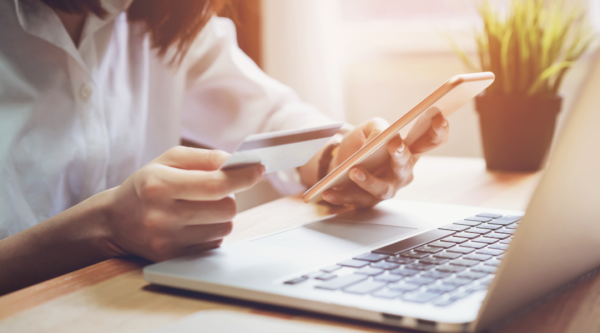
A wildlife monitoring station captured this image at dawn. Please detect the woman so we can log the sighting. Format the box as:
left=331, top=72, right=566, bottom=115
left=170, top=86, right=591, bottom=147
left=0, top=0, right=449, bottom=294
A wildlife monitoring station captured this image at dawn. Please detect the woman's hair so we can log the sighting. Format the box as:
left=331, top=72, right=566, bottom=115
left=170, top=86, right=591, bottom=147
left=40, top=0, right=228, bottom=63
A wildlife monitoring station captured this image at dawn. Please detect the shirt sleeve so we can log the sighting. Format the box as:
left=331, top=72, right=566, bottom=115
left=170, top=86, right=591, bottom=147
left=180, top=16, right=336, bottom=195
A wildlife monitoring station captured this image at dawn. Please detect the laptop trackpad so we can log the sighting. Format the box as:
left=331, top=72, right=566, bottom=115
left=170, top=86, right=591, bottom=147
left=252, top=220, right=415, bottom=254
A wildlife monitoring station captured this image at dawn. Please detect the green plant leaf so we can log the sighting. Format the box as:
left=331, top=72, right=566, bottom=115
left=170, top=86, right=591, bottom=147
left=528, top=61, right=574, bottom=96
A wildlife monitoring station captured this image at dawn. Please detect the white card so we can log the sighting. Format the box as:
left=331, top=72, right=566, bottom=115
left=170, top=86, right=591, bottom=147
left=221, top=123, right=344, bottom=174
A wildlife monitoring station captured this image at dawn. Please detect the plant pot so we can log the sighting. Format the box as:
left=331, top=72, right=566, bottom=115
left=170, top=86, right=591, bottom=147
left=475, top=94, right=562, bottom=172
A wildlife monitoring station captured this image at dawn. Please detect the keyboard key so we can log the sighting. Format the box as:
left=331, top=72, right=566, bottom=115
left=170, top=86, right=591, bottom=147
left=471, top=237, right=498, bottom=244
left=488, top=216, right=521, bottom=226
left=476, top=248, right=504, bottom=256
left=476, top=224, right=501, bottom=230
left=316, top=274, right=367, bottom=290
left=373, top=229, right=455, bottom=255
left=400, top=251, right=429, bottom=259
left=338, top=259, right=369, bottom=268
left=449, top=291, right=474, bottom=302
left=465, top=284, right=488, bottom=293
left=386, top=257, right=415, bottom=265
left=497, top=254, right=505, bottom=260
left=443, top=277, right=471, bottom=286
left=451, top=259, right=480, bottom=267
left=480, top=276, right=495, bottom=285
left=500, top=238, right=512, bottom=244
left=436, top=265, right=466, bottom=273
left=321, top=265, right=342, bottom=273
left=454, top=232, right=479, bottom=239
left=284, top=276, right=307, bottom=285
left=464, top=253, right=492, bottom=261
left=355, top=267, right=385, bottom=276
left=389, top=282, right=420, bottom=292
left=439, top=224, right=469, bottom=232
left=422, top=270, right=451, bottom=279
left=494, top=228, right=516, bottom=235
left=483, top=233, right=510, bottom=240
left=420, top=257, right=449, bottom=265
left=371, top=261, right=400, bottom=270
left=374, top=274, right=403, bottom=283
left=427, top=241, right=455, bottom=248
left=447, top=247, right=475, bottom=254
left=489, top=243, right=509, bottom=250
left=457, top=271, right=488, bottom=280
left=414, top=246, right=442, bottom=254
left=304, top=271, right=325, bottom=279
left=476, top=213, right=503, bottom=219
left=433, top=251, right=462, bottom=260
left=402, top=291, right=441, bottom=303
left=453, top=220, right=482, bottom=227
left=471, top=265, right=497, bottom=274
left=506, top=224, right=519, bottom=230
left=344, top=280, right=386, bottom=295
left=459, top=242, right=487, bottom=249
left=465, top=216, right=492, bottom=222
left=427, top=284, right=457, bottom=293
left=467, top=228, right=491, bottom=235
left=390, top=268, right=419, bottom=276
left=405, top=263, right=435, bottom=271
left=405, top=277, right=436, bottom=286
left=442, top=236, right=468, bottom=244
left=484, top=260, right=501, bottom=267
left=372, top=289, right=403, bottom=299
left=315, top=273, right=337, bottom=281
left=355, top=253, right=389, bottom=262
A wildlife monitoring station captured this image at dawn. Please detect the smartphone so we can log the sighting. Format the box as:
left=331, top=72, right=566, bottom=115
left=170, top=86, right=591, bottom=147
left=302, top=72, right=495, bottom=204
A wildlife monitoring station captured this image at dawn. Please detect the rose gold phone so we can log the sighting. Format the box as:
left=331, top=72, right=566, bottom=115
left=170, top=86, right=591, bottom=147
left=302, top=72, right=495, bottom=203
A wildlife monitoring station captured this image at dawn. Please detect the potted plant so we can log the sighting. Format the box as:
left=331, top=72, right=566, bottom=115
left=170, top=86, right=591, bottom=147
left=451, top=0, right=594, bottom=171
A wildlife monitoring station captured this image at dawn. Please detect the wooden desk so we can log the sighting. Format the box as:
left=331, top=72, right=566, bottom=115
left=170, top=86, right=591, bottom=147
left=1, top=157, right=599, bottom=333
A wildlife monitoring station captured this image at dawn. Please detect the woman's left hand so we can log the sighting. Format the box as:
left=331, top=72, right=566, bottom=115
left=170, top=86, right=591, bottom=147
left=321, top=114, right=449, bottom=208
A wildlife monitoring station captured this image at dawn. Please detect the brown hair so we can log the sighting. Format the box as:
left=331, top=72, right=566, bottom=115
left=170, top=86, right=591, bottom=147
left=40, top=0, right=228, bottom=63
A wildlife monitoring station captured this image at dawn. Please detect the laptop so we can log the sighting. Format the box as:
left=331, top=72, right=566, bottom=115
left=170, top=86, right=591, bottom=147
left=144, top=58, right=600, bottom=332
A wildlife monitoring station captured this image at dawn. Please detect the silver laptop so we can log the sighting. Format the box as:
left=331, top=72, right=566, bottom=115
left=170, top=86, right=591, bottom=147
left=144, top=58, right=600, bottom=332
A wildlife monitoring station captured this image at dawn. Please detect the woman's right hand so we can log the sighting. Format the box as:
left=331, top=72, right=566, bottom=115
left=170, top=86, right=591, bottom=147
left=101, top=146, right=265, bottom=262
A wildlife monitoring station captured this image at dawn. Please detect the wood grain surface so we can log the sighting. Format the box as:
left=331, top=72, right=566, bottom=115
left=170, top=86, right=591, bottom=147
left=1, top=156, right=598, bottom=333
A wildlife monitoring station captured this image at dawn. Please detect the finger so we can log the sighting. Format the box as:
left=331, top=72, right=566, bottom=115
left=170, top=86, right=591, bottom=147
left=171, top=196, right=237, bottom=225
left=362, top=117, right=389, bottom=141
left=176, top=222, right=234, bottom=246
left=387, top=135, right=414, bottom=177
left=409, top=114, right=449, bottom=155
left=335, top=118, right=389, bottom=165
left=143, top=163, right=265, bottom=201
left=161, top=239, right=224, bottom=261
left=155, top=146, right=230, bottom=171
left=322, top=186, right=380, bottom=208
left=179, top=239, right=224, bottom=256
left=348, top=167, right=395, bottom=200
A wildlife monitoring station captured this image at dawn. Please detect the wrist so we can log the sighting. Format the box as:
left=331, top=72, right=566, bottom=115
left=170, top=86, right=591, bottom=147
left=87, top=187, right=124, bottom=259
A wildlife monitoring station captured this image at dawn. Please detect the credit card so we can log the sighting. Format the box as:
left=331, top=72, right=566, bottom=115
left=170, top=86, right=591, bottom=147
left=221, top=123, right=344, bottom=173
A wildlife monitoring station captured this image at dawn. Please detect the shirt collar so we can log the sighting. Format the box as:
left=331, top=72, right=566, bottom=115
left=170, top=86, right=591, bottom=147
left=12, top=0, right=132, bottom=72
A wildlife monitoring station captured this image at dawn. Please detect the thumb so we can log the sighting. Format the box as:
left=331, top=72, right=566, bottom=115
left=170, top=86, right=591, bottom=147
left=154, top=146, right=231, bottom=171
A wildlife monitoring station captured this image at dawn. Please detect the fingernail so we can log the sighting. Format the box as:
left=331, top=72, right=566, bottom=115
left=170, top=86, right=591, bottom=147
left=396, top=142, right=405, bottom=155
left=442, top=120, right=448, bottom=128
left=352, top=168, right=366, bottom=182
left=323, top=192, right=335, bottom=201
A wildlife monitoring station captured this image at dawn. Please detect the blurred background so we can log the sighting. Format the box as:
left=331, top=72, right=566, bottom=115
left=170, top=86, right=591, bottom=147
left=221, top=0, right=600, bottom=211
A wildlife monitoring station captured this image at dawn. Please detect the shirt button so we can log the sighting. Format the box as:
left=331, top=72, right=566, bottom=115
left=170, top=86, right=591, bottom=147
left=79, top=83, right=93, bottom=100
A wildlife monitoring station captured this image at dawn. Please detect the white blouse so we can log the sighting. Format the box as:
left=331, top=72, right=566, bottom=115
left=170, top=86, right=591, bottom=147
left=0, top=0, right=334, bottom=239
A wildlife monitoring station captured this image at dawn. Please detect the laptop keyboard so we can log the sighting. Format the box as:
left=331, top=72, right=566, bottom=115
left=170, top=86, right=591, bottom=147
left=283, top=213, right=521, bottom=307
